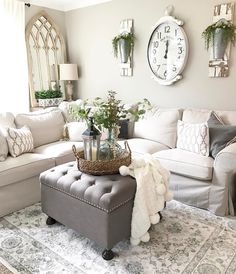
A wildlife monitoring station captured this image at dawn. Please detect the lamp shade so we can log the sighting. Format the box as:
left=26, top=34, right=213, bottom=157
left=59, top=64, right=78, bottom=81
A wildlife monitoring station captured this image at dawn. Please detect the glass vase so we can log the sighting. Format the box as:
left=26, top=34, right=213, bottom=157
left=99, top=128, right=122, bottom=160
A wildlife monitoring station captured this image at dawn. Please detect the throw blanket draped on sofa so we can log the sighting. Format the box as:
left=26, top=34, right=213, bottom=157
left=120, top=154, right=172, bottom=245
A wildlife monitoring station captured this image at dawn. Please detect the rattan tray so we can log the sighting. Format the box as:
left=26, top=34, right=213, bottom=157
left=72, top=141, right=131, bottom=175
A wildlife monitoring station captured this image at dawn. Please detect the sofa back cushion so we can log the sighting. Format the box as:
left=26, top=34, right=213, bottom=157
left=58, top=99, right=85, bottom=122
left=215, top=110, right=236, bottom=125
left=133, top=108, right=180, bottom=148
left=182, top=109, right=211, bottom=124
left=183, top=108, right=236, bottom=126
left=0, top=112, right=16, bottom=133
left=15, top=108, right=65, bottom=148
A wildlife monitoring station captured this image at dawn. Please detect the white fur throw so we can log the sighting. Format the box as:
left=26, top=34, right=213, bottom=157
left=119, top=154, right=172, bottom=245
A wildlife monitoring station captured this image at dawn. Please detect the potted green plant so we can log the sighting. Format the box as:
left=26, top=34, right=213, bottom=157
left=112, top=32, right=135, bottom=63
left=202, top=18, right=236, bottom=59
left=35, top=89, right=63, bottom=108
left=69, top=91, right=151, bottom=160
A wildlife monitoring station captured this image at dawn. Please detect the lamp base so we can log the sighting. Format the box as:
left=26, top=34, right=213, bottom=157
left=66, top=81, right=73, bottom=101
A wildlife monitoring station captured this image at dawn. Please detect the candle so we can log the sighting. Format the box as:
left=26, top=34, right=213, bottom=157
left=92, top=147, right=97, bottom=161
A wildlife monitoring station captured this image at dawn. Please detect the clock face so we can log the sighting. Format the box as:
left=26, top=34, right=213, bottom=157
left=147, top=21, right=188, bottom=85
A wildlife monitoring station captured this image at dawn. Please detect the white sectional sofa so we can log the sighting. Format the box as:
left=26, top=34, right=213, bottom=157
left=125, top=107, right=236, bottom=216
left=0, top=108, right=83, bottom=217
left=0, top=104, right=236, bottom=217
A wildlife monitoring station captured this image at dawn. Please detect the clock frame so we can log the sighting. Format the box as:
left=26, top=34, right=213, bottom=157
left=147, top=11, right=189, bottom=85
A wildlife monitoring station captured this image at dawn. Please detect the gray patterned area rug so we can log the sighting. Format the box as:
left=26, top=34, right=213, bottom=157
left=1, top=201, right=236, bottom=274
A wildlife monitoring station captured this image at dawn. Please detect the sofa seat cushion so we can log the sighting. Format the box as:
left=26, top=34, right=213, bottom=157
left=34, top=141, right=83, bottom=165
left=152, top=148, right=214, bottom=180
left=118, top=138, right=169, bottom=155
left=0, top=153, right=55, bottom=187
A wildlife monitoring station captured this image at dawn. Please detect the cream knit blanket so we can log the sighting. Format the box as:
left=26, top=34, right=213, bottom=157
left=119, top=154, right=172, bottom=245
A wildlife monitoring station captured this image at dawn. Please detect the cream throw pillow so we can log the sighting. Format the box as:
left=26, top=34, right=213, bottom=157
left=6, top=126, right=34, bottom=157
left=177, top=120, right=209, bottom=156
left=0, top=133, right=8, bottom=161
left=65, top=122, right=87, bottom=141
left=134, top=108, right=180, bottom=148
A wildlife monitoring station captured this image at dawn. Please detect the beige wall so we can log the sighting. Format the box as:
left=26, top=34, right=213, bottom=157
left=65, top=0, right=236, bottom=110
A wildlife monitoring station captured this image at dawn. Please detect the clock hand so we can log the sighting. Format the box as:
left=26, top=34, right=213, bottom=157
left=164, top=40, right=169, bottom=59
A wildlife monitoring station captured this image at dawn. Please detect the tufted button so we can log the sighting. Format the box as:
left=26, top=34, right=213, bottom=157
left=104, top=187, right=112, bottom=193
left=50, top=169, right=55, bottom=172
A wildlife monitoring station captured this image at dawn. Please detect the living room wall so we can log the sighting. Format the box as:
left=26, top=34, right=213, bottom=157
left=65, top=0, right=236, bottom=110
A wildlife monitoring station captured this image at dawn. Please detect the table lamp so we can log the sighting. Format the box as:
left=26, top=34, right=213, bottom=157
left=59, top=64, right=78, bottom=101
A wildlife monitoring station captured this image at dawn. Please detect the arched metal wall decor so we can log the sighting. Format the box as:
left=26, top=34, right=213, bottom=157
left=25, top=11, right=67, bottom=107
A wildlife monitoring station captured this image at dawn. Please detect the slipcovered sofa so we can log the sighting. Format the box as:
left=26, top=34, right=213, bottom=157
left=0, top=103, right=236, bottom=217
left=124, top=107, right=236, bottom=216
left=0, top=108, right=83, bottom=217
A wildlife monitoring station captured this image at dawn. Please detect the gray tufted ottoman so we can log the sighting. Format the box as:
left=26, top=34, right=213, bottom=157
left=39, top=162, right=136, bottom=260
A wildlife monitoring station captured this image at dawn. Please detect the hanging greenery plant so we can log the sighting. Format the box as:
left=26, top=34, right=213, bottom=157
left=112, top=32, right=135, bottom=58
left=202, top=19, right=236, bottom=50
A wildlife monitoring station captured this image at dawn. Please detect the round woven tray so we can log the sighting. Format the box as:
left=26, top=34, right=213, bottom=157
left=72, top=141, right=131, bottom=175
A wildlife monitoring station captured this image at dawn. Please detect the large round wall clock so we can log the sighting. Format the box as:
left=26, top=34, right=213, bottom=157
left=147, top=6, right=189, bottom=85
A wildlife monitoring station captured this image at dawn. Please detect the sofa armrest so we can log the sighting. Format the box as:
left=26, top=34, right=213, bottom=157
left=214, top=142, right=236, bottom=171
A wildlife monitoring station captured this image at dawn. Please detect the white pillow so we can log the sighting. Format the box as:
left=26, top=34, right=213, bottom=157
left=66, top=122, right=87, bottom=141
left=177, top=120, right=209, bottom=156
left=6, top=126, right=34, bottom=157
left=0, top=133, right=8, bottom=161
left=134, top=108, right=180, bottom=148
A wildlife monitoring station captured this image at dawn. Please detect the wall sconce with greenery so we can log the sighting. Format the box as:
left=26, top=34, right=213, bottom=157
left=112, top=32, right=135, bottom=63
left=202, top=18, right=236, bottom=60
left=112, top=19, right=134, bottom=77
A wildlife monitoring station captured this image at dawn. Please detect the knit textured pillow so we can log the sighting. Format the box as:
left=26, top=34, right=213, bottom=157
left=0, top=132, right=8, bottom=161
left=177, top=120, right=209, bottom=156
left=6, top=126, right=34, bottom=157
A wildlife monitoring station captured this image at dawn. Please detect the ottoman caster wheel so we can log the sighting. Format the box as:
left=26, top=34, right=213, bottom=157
left=158, top=212, right=163, bottom=221
left=102, top=249, right=114, bottom=260
left=46, top=216, right=56, bottom=225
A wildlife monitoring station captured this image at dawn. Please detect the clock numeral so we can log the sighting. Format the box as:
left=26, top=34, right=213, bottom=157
left=153, top=49, right=157, bottom=54
left=177, top=38, right=184, bottom=45
left=178, top=47, right=183, bottom=54
left=157, top=32, right=162, bottom=39
left=164, top=70, right=167, bottom=78
left=153, top=57, right=157, bottom=64
left=165, top=26, right=170, bottom=33
left=175, top=29, right=178, bottom=36
left=153, top=41, right=159, bottom=48
left=172, top=65, right=177, bottom=72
